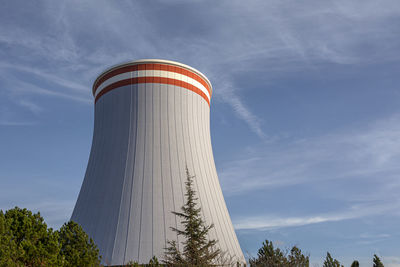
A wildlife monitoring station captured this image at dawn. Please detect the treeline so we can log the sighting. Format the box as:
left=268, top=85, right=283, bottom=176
left=249, top=239, right=385, bottom=267
left=0, top=207, right=100, bottom=266
left=0, top=206, right=388, bottom=267
left=0, top=169, right=388, bottom=266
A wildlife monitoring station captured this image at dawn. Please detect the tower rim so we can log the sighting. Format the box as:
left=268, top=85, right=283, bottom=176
left=92, top=59, right=212, bottom=96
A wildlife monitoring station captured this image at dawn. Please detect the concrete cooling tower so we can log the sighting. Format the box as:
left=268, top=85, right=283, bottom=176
left=71, top=59, right=245, bottom=265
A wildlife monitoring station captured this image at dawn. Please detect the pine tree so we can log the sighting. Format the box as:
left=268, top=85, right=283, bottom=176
left=350, top=260, right=359, bottom=267
left=164, top=167, right=220, bottom=266
left=373, top=254, right=384, bottom=267
left=0, top=207, right=101, bottom=267
left=58, top=221, right=101, bottom=267
left=288, top=246, right=309, bottom=267
left=0, top=207, right=61, bottom=267
left=323, top=252, right=343, bottom=267
left=249, top=240, right=310, bottom=267
left=249, top=240, right=288, bottom=267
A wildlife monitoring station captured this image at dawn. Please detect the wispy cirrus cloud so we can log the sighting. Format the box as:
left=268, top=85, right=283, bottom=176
left=1, top=75, right=91, bottom=104
left=219, top=114, right=400, bottom=195
left=0, top=63, right=88, bottom=92
left=234, top=201, right=400, bottom=230
left=17, top=99, right=43, bottom=114
left=3, top=0, right=400, bottom=136
left=214, top=79, right=267, bottom=140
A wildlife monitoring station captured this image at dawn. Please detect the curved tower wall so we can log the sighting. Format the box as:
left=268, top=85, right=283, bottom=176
left=71, top=59, right=245, bottom=265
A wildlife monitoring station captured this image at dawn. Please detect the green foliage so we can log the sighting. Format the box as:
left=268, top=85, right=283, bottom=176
left=288, top=246, right=309, bottom=267
left=126, top=260, right=140, bottom=266
left=249, top=240, right=309, bottom=267
left=0, top=210, right=17, bottom=267
left=58, top=220, right=101, bottom=267
left=0, top=207, right=61, bottom=267
left=0, top=207, right=101, bottom=267
left=249, top=240, right=288, bottom=267
left=147, top=256, right=161, bottom=266
left=350, top=260, right=359, bottom=267
left=323, top=252, right=343, bottom=267
left=164, top=167, right=220, bottom=266
left=373, top=254, right=384, bottom=267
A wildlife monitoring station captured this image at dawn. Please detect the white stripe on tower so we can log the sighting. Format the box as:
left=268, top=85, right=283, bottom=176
left=94, top=70, right=211, bottom=102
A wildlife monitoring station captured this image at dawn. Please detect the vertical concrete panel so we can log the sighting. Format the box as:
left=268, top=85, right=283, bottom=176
left=190, top=93, right=215, bottom=245
left=167, top=81, right=184, bottom=248
left=152, top=81, right=165, bottom=258
left=90, top=91, right=117, bottom=263
left=180, top=76, right=190, bottom=174
left=121, top=84, right=138, bottom=263
left=139, top=81, right=153, bottom=262
left=177, top=83, right=190, bottom=251
left=101, top=90, right=122, bottom=263
left=100, top=89, right=132, bottom=263
left=174, top=81, right=186, bottom=200
left=160, top=83, right=175, bottom=251
left=126, top=84, right=145, bottom=261
left=112, top=84, right=138, bottom=263
left=183, top=87, right=205, bottom=229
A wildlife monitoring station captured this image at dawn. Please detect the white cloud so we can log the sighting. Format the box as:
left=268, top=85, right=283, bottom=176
left=234, top=201, right=400, bottom=230
left=1, top=74, right=91, bottom=104
left=0, top=63, right=88, bottom=92
left=383, top=256, right=400, bottom=267
left=17, top=99, right=43, bottom=114
left=219, top=114, right=400, bottom=195
left=214, top=79, right=267, bottom=140
left=2, top=0, right=400, bottom=137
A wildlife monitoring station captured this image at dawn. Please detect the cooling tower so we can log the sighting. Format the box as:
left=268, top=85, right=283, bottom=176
left=71, top=59, right=245, bottom=265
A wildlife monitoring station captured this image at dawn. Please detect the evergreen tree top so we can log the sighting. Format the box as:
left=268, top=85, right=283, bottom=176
left=164, top=167, right=221, bottom=266
left=323, top=252, right=343, bottom=267
left=373, top=254, right=384, bottom=267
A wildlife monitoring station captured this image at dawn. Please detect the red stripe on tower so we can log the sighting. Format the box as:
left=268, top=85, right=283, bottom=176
left=93, top=62, right=212, bottom=104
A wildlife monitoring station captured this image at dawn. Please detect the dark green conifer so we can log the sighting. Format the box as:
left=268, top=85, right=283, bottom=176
left=58, top=221, right=101, bottom=267
left=0, top=207, right=61, bottom=267
left=323, top=252, right=343, bottom=267
left=288, top=246, right=309, bottom=267
left=249, top=240, right=288, bottom=267
left=373, top=254, right=384, bottom=267
left=164, top=167, right=220, bottom=266
left=0, top=207, right=101, bottom=267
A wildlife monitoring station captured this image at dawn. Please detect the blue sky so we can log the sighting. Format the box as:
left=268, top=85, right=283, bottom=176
left=1, top=1, right=400, bottom=266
